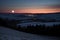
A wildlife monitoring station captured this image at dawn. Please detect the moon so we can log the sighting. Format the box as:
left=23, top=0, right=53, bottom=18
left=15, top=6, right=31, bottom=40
left=12, top=10, right=14, bottom=13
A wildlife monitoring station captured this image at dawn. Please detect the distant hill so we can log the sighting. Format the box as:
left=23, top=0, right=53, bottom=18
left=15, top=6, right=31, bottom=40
left=0, top=12, right=60, bottom=15
left=0, top=12, right=60, bottom=22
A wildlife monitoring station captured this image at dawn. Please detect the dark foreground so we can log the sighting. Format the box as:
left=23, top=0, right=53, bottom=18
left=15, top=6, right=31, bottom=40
left=0, top=26, right=60, bottom=40
left=0, top=17, right=60, bottom=37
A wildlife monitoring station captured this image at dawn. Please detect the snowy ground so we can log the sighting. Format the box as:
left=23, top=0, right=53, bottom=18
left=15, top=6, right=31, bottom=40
left=0, top=13, right=60, bottom=21
left=0, top=13, right=60, bottom=27
left=17, top=22, right=60, bottom=27
left=0, top=26, right=60, bottom=40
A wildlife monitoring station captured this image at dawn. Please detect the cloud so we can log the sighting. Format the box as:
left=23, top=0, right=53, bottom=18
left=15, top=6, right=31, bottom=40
left=49, top=5, right=60, bottom=9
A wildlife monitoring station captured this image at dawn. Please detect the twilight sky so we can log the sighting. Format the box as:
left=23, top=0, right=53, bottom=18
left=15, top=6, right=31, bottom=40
left=0, top=0, right=60, bottom=13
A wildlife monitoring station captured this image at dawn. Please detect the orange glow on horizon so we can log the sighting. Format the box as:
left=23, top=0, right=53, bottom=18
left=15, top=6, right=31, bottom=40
left=15, top=8, right=60, bottom=13
left=0, top=8, right=60, bottom=13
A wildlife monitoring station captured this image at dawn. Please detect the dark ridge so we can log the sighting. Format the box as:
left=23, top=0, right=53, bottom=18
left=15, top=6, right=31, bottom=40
left=0, top=12, right=60, bottom=15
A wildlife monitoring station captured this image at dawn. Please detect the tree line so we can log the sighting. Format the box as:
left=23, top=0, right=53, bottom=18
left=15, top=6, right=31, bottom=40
left=0, top=17, right=60, bottom=36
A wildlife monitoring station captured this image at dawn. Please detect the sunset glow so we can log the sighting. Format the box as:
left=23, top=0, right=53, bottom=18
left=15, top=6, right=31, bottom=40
left=0, top=8, right=60, bottom=13
left=11, top=8, right=60, bottom=13
left=11, top=10, right=14, bottom=13
left=0, top=0, right=60, bottom=14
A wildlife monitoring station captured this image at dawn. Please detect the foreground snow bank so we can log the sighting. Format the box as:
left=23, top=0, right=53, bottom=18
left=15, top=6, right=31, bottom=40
left=0, top=26, right=60, bottom=40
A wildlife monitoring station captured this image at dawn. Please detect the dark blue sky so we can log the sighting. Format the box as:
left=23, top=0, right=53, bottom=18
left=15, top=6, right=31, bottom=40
left=0, top=0, right=60, bottom=13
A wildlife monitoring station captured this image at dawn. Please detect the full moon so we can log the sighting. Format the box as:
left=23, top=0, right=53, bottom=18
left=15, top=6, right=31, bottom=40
left=12, top=10, right=14, bottom=13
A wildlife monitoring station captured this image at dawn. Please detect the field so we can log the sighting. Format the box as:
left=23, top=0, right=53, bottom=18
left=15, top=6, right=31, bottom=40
left=0, top=13, right=60, bottom=40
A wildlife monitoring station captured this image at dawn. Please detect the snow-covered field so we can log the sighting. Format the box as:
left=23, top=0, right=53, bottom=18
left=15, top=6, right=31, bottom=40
left=0, top=13, right=60, bottom=20
left=0, top=13, right=60, bottom=27
left=0, top=26, right=60, bottom=40
left=17, top=22, right=60, bottom=27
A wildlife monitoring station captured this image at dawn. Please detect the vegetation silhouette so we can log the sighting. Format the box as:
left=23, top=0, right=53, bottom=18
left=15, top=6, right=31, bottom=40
left=0, top=18, right=60, bottom=37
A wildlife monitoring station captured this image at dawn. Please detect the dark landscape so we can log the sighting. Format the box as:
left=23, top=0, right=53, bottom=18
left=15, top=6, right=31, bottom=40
left=0, top=0, right=60, bottom=40
left=0, top=12, right=60, bottom=37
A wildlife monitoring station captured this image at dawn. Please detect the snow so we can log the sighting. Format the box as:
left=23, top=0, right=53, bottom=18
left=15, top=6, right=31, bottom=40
left=0, top=13, right=60, bottom=20
left=0, top=13, right=60, bottom=27
left=0, top=26, right=60, bottom=40
left=17, top=22, right=60, bottom=27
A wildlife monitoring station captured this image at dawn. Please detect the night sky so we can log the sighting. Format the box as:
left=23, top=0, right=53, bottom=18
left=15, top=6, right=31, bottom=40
left=0, top=0, right=60, bottom=13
